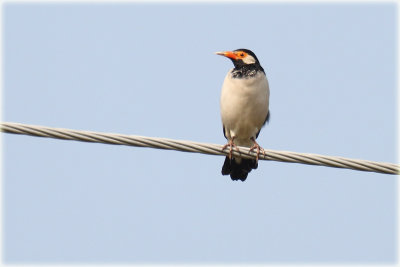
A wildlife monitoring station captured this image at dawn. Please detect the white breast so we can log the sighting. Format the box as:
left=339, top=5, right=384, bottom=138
left=220, top=69, right=270, bottom=147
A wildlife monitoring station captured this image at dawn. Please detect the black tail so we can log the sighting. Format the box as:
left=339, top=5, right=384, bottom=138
left=221, top=156, right=258, bottom=181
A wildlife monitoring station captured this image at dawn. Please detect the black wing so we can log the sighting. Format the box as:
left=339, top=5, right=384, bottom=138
left=256, top=110, right=270, bottom=139
left=222, top=125, right=227, bottom=139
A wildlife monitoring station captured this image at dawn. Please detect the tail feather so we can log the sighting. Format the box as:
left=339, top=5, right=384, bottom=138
left=221, top=156, right=258, bottom=181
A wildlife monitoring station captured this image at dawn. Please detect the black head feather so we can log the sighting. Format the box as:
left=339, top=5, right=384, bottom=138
left=233, top=48, right=261, bottom=64
left=231, top=48, right=265, bottom=78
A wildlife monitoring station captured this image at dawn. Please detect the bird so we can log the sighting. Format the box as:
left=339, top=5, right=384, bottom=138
left=216, top=48, right=270, bottom=181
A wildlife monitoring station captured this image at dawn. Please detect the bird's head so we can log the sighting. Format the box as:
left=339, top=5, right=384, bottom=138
left=215, top=48, right=260, bottom=68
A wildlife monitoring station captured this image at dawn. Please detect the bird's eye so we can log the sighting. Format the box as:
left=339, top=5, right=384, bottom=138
left=235, top=51, right=247, bottom=58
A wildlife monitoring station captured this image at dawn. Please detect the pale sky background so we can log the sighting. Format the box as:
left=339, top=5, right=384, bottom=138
left=2, top=2, right=398, bottom=264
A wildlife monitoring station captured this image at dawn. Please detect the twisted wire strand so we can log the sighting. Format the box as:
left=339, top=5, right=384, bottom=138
left=1, top=122, right=398, bottom=175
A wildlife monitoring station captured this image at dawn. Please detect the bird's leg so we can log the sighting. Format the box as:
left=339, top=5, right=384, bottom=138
left=249, top=137, right=265, bottom=162
left=222, top=137, right=239, bottom=160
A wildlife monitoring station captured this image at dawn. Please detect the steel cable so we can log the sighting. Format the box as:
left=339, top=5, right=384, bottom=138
left=1, top=122, right=398, bottom=175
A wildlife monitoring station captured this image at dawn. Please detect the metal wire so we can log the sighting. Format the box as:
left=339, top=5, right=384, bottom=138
left=1, top=122, right=399, bottom=175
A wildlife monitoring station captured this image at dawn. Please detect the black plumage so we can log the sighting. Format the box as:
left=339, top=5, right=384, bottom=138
left=221, top=156, right=258, bottom=181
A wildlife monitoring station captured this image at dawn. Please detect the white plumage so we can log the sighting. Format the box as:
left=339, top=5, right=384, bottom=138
left=220, top=70, right=269, bottom=148
left=216, top=48, right=270, bottom=181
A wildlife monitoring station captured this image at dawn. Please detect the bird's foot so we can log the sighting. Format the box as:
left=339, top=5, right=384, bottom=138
left=249, top=139, right=265, bottom=162
left=222, top=138, right=239, bottom=160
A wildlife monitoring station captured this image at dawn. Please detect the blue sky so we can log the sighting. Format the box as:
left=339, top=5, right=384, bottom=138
left=2, top=2, right=397, bottom=264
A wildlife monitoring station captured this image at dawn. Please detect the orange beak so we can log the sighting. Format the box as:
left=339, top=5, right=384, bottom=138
left=215, top=51, right=238, bottom=60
